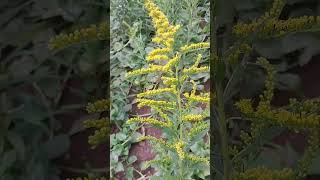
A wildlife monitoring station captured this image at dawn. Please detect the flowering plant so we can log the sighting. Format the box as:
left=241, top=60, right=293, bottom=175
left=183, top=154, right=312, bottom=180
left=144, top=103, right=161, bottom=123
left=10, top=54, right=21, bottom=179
left=125, top=0, right=210, bottom=178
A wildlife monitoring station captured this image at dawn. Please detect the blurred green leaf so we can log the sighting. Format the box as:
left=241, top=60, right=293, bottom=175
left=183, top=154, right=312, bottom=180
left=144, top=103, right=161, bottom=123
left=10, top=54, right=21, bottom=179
left=42, top=134, right=70, bottom=159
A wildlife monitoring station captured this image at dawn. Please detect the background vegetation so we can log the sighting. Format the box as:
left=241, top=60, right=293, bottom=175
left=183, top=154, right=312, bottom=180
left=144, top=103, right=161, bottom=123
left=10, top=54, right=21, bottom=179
left=0, top=0, right=108, bottom=179
left=1, top=0, right=320, bottom=179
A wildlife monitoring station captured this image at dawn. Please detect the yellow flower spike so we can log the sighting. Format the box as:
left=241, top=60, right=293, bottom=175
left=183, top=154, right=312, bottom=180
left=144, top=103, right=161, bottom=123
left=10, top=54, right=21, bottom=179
left=143, top=0, right=180, bottom=48
left=83, top=118, right=108, bottom=129
left=185, top=154, right=209, bottom=165
left=192, top=54, right=203, bottom=68
left=182, top=114, right=206, bottom=122
left=49, top=22, right=108, bottom=50
left=152, top=107, right=172, bottom=125
left=147, top=47, right=171, bottom=57
left=86, top=99, right=109, bottom=113
left=126, top=65, right=165, bottom=78
left=187, top=94, right=210, bottom=104
left=152, top=37, right=162, bottom=44
left=87, top=126, right=108, bottom=149
left=180, top=42, right=210, bottom=53
left=146, top=54, right=169, bottom=61
left=183, top=66, right=210, bottom=75
left=163, top=53, right=181, bottom=70
left=184, top=87, right=210, bottom=104
left=161, top=77, right=179, bottom=86
left=257, top=57, right=275, bottom=105
left=235, top=99, right=254, bottom=115
left=127, top=117, right=172, bottom=128
left=137, top=98, right=176, bottom=110
left=138, top=135, right=173, bottom=149
left=137, top=88, right=177, bottom=98
left=175, top=140, right=186, bottom=159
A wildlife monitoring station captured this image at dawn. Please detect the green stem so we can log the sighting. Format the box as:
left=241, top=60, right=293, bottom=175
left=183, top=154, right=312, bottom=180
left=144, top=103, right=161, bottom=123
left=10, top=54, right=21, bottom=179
left=216, top=85, right=230, bottom=180
left=176, top=67, right=184, bottom=179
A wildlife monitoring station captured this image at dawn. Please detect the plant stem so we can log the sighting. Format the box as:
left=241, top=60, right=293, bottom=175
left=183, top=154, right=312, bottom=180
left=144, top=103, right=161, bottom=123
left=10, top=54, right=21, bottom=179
left=216, top=84, right=230, bottom=180
left=176, top=67, right=184, bottom=179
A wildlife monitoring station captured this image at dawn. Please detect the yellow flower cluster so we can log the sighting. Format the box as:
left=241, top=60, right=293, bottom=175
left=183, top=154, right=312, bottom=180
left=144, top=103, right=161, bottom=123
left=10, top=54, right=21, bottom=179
left=126, top=54, right=180, bottom=78
left=227, top=43, right=252, bottom=65
left=84, top=99, right=109, bottom=149
left=184, top=92, right=210, bottom=104
left=257, top=57, right=275, bottom=105
left=193, top=54, right=203, bottom=67
left=163, top=53, right=181, bottom=71
left=146, top=54, right=169, bottom=61
left=231, top=167, right=294, bottom=180
left=297, top=129, right=320, bottom=179
left=175, top=140, right=186, bottom=159
left=180, top=42, right=210, bottom=53
left=83, top=118, right=108, bottom=129
left=260, top=0, right=285, bottom=20
left=86, top=99, right=109, bottom=113
left=49, top=22, right=108, bottom=50
left=232, top=0, right=320, bottom=39
left=183, top=66, right=210, bottom=75
left=185, top=154, right=209, bottom=165
left=87, top=126, right=108, bottom=149
left=235, top=99, right=254, bottom=115
left=137, top=98, right=176, bottom=110
left=146, top=48, right=171, bottom=61
left=233, top=15, right=320, bottom=38
left=182, top=114, right=206, bottom=122
left=127, top=117, right=173, bottom=128
left=138, top=135, right=173, bottom=149
left=161, top=77, right=178, bottom=86
left=137, top=88, right=177, bottom=98
left=236, top=94, right=320, bottom=128
left=144, top=0, right=181, bottom=48
left=125, top=65, right=167, bottom=78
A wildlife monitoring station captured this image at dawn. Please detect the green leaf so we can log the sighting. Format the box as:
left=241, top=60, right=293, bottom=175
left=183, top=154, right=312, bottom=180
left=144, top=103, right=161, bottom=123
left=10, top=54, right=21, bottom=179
left=126, top=167, right=134, bottom=179
left=130, top=132, right=142, bottom=143
left=128, top=155, right=137, bottom=164
left=42, top=134, right=70, bottom=159
left=275, top=73, right=301, bottom=91
left=116, top=132, right=127, bottom=141
left=0, top=150, right=16, bottom=176
left=309, top=149, right=320, bottom=174
left=115, top=162, right=124, bottom=172
left=6, top=131, right=25, bottom=161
